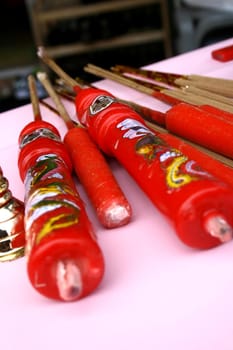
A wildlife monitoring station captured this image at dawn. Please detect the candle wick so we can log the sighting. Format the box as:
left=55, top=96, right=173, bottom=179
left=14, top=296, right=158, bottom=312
left=56, top=259, right=83, bottom=301
left=203, top=213, right=233, bottom=243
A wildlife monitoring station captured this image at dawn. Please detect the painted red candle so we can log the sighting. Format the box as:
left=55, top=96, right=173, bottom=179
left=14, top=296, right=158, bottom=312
left=154, top=131, right=233, bottom=190
left=212, top=44, right=233, bottom=62
left=18, top=120, right=105, bottom=301
left=74, top=86, right=233, bottom=249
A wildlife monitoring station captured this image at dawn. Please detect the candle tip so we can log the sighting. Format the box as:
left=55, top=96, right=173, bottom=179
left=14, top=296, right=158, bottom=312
left=56, top=259, right=83, bottom=301
left=204, top=213, right=233, bottom=243
left=101, top=202, right=132, bottom=228
left=37, top=71, right=47, bottom=82
left=37, top=46, right=45, bottom=59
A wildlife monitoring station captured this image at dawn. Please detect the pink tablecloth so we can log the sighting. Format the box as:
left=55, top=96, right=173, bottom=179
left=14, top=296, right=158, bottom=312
left=0, top=38, right=233, bottom=350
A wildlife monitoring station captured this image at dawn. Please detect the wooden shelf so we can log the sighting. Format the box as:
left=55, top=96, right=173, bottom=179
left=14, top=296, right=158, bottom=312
left=26, top=0, right=172, bottom=60
left=46, top=29, right=165, bottom=58
left=37, top=0, right=164, bottom=21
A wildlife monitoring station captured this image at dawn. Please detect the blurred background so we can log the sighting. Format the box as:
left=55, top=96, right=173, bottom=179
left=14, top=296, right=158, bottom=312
left=0, top=0, right=232, bottom=112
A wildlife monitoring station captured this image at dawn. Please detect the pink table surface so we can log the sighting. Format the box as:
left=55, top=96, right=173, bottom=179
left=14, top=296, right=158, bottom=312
left=1, top=38, right=233, bottom=350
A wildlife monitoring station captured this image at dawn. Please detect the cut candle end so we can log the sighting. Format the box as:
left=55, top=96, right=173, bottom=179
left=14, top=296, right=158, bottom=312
left=203, top=212, right=233, bottom=243
left=98, top=201, right=132, bottom=229
left=37, top=46, right=46, bottom=59
left=56, top=259, right=83, bottom=301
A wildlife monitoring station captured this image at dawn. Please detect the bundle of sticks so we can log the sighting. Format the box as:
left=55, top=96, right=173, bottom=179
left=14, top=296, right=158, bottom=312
left=36, top=55, right=233, bottom=172
left=84, top=63, right=233, bottom=113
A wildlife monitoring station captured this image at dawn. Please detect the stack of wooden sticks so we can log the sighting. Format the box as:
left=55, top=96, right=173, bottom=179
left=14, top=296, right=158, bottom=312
left=84, top=64, right=233, bottom=114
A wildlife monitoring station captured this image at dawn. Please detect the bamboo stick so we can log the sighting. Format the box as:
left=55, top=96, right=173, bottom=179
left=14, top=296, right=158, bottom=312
left=84, top=63, right=233, bottom=113
left=175, top=77, right=233, bottom=99
left=189, top=74, right=233, bottom=89
left=37, top=71, right=74, bottom=130
left=179, top=83, right=233, bottom=108
left=112, top=64, right=180, bottom=86
left=113, top=64, right=233, bottom=91
left=27, top=75, right=41, bottom=120
left=37, top=46, right=78, bottom=88
left=84, top=63, right=155, bottom=95
left=163, top=89, right=233, bottom=114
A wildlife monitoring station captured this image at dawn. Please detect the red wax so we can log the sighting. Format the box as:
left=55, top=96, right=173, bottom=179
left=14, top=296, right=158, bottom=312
left=18, top=120, right=72, bottom=180
left=200, top=105, right=233, bottom=124
left=75, top=87, right=233, bottom=249
left=153, top=130, right=233, bottom=190
left=152, top=90, right=180, bottom=105
left=64, top=126, right=131, bottom=228
left=139, top=106, right=166, bottom=126
left=212, top=44, right=233, bottom=62
left=18, top=121, right=105, bottom=301
left=165, top=103, right=233, bottom=159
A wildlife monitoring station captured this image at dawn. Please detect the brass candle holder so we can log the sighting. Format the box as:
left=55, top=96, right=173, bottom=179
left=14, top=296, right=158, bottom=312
left=0, top=167, right=25, bottom=262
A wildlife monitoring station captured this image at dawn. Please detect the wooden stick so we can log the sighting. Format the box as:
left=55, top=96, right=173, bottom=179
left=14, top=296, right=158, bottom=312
left=112, top=64, right=181, bottom=86
left=113, top=64, right=233, bottom=91
left=112, top=66, right=233, bottom=108
left=37, top=71, right=74, bottom=130
left=28, top=75, right=41, bottom=120
left=37, top=46, right=78, bottom=88
left=189, top=74, right=233, bottom=89
left=39, top=99, right=63, bottom=116
left=175, top=77, right=233, bottom=99
left=84, top=63, right=155, bottom=95
left=84, top=63, right=233, bottom=113
left=163, top=89, right=233, bottom=114
left=180, top=83, right=233, bottom=108
left=54, top=85, right=76, bottom=102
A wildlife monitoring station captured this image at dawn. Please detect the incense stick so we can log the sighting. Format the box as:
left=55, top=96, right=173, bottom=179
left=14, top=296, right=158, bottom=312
left=28, top=75, right=41, bottom=120
left=54, top=85, right=76, bottom=102
left=112, top=64, right=180, bottom=87
left=188, top=74, right=233, bottom=89
left=113, top=65, right=233, bottom=91
left=163, top=89, right=233, bottom=114
left=176, top=78, right=233, bottom=99
left=84, top=63, right=233, bottom=113
left=112, top=64, right=233, bottom=105
left=37, top=71, right=74, bottom=130
left=180, top=83, right=233, bottom=107
left=84, top=63, right=155, bottom=95
left=37, top=46, right=79, bottom=88
left=39, top=99, right=61, bottom=115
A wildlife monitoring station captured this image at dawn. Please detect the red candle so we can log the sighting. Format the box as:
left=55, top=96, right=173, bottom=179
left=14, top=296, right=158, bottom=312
left=165, top=103, right=233, bottom=159
left=155, top=131, right=233, bottom=189
left=212, top=44, right=233, bottom=62
left=18, top=120, right=105, bottom=301
left=74, top=86, right=233, bottom=249
left=64, top=126, right=132, bottom=228
left=201, top=105, right=233, bottom=124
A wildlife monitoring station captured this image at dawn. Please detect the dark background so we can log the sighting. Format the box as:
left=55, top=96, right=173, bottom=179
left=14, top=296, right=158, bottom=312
left=0, top=0, right=232, bottom=112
